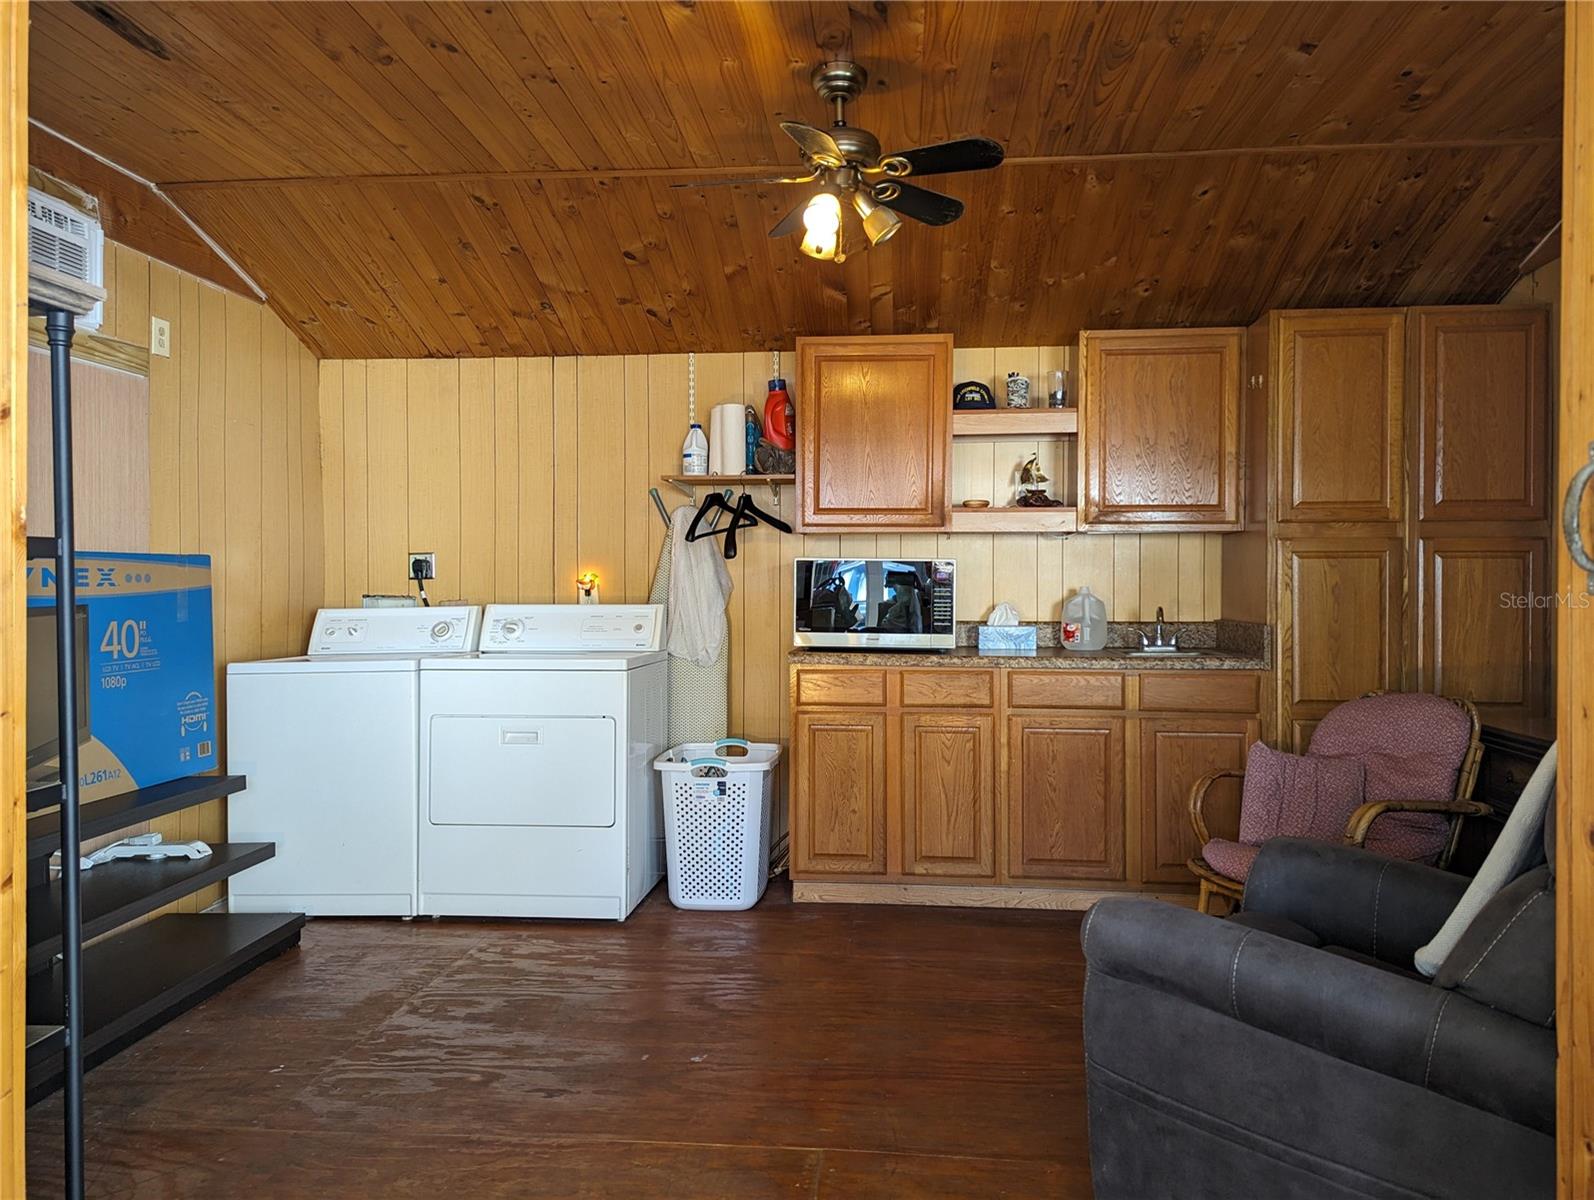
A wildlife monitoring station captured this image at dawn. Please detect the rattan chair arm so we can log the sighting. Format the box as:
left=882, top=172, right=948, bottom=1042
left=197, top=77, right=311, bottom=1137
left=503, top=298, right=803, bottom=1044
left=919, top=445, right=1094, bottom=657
left=1188, top=769, right=1246, bottom=846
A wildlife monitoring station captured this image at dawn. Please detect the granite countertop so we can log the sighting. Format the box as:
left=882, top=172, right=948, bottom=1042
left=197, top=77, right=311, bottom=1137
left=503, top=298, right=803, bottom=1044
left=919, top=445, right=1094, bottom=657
left=789, top=646, right=1268, bottom=671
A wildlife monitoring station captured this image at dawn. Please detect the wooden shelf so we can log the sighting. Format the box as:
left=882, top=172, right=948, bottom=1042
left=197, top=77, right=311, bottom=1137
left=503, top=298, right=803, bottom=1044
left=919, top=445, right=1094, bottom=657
left=952, top=409, right=1077, bottom=438
left=26, top=774, right=248, bottom=860
left=950, top=505, right=1078, bottom=534
left=25, top=1025, right=64, bottom=1074
left=27, top=842, right=277, bottom=972
left=661, top=473, right=792, bottom=486
left=26, top=911, right=304, bottom=1101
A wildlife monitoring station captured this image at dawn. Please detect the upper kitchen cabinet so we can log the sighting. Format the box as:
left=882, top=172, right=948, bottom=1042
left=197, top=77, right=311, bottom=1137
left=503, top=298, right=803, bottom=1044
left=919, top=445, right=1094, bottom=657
left=796, top=335, right=952, bottom=531
left=1411, top=307, right=1550, bottom=523
left=1077, top=328, right=1242, bottom=532
left=1271, top=311, right=1405, bottom=526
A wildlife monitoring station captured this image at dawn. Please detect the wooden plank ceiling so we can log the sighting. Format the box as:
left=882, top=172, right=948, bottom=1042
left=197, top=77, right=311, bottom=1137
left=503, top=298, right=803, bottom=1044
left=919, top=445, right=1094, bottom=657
left=28, top=1, right=1563, bottom=358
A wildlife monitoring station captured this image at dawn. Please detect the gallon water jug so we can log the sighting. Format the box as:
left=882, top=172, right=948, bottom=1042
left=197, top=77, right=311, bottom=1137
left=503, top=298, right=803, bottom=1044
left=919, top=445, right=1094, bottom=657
left=1062, top=585, right=1108, bottom=652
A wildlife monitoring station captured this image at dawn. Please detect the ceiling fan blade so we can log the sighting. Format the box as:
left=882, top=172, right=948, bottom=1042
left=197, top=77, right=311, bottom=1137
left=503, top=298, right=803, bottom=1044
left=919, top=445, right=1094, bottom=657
left=874, top=181, right=964, bottom=226
left=769, top=199, right=807, bottom=239
left=881, top=137, right=1005, bottom=177
left=780, top=121, right=846, bottom=168
left=669, top=172, right=816, bottom=190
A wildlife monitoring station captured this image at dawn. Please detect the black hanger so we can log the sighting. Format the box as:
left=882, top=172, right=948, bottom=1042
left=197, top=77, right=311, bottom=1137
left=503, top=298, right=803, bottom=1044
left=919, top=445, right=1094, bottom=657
left=735, top=492, right=792, bottom=535
left=685, top=491, right=751, bottom=543
left=685, top=487, right=793, bottom=560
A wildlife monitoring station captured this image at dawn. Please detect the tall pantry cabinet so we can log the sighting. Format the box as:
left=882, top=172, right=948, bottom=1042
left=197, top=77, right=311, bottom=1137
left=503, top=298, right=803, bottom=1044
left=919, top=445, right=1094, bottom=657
left=1226, top=306, right=1551, bottom=749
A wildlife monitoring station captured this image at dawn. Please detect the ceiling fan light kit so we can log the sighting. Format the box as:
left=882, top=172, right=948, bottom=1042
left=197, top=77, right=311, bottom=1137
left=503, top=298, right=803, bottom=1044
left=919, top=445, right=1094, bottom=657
left=675, top=58, right=1005, bottom=259
left=800, top=191, right=844, bottom=261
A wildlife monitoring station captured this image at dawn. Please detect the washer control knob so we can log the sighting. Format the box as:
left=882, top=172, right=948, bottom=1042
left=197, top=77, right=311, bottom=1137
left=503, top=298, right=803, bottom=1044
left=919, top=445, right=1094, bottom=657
left=501, top=619, right=523, bottom=640
left=430, top=621, right=452, bottom=641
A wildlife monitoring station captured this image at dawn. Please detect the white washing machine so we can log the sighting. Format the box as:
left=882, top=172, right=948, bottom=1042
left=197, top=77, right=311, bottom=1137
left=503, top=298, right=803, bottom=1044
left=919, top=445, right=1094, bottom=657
left=418, top=604, right=667, bottom=920
left=226, top=606, right=482, bottom=916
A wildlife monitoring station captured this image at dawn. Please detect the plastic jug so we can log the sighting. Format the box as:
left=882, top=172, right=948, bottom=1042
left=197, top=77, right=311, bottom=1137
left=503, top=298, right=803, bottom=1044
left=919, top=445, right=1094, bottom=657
left=681, top=422, right=708, bottom=475
left=1062, top=586, right=1108, bottom=652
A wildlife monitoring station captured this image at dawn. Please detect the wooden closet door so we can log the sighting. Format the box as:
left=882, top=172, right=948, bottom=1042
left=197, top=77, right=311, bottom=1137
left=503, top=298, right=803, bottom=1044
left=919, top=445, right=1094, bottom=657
left=1275, top=312, right=1404, bottom=524
left=900, top=712, right=994, bottom=878
left=1418, top=536, right=1551, bottom=722
left=1412, top=307, right=1550, bottom=522
left=1078, top=328, right=1242, bottom=531
left=1006, top=716, right=1124, bottom=881
left=796, top=334, right=951, bottom=530
left=1278, top=537, right=1404, bottom=751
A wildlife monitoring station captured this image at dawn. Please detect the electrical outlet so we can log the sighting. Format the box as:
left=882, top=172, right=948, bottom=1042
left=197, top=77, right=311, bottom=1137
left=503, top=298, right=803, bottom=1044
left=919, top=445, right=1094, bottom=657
left=408, top=552, right=436, bottom=581
left=150, top=316, right=171, bottom=357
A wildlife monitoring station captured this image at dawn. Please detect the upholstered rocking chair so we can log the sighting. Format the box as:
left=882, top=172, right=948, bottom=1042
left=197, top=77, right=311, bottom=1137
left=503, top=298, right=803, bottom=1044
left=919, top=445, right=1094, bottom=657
left=1185, top=692, right=1488, bottom=914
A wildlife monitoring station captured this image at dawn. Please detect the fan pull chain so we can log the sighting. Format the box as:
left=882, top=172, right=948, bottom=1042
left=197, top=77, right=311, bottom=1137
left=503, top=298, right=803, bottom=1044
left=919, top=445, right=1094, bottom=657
left=687, top=351, right=697, bottom=424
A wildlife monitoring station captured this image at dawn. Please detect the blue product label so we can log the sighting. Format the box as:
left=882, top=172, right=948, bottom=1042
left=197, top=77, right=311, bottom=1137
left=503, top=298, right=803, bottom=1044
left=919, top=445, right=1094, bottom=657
left=27, top=552, right=216, bottom=793
left=88, top=585, right=216, bottom=780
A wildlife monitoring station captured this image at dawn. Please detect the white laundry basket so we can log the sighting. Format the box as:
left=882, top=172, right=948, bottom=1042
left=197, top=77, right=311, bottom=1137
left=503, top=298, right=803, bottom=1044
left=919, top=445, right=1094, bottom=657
left=654, top=739, right=781, bottom=910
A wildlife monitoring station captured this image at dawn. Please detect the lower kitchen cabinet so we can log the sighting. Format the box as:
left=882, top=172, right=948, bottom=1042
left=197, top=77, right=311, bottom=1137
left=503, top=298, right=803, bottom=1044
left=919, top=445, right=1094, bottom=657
left=1007, top=716, right=1125, bottom=881
left=792, top=710, right=888, bottom=875
left=790, top=663, right=1263, bottom=905
left=900, top=712, right=995, bottom=877
left=1138, top=717, right=1259, bottom=885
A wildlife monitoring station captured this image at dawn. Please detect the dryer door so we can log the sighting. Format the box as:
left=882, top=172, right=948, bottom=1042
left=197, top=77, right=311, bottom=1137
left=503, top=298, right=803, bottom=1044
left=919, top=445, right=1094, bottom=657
left=428, top=715, right=616, bottom=827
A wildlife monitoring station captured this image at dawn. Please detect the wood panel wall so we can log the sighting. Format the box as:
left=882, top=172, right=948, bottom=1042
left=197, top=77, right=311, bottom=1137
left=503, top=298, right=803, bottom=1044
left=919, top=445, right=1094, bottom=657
left=318, top=346, right=1223, bottom=760
left=80, top=241, right=323, bottom=908
left=1559, top=6, right=1594, bottom=1192
left=1, top=1, right=27, bottom=1185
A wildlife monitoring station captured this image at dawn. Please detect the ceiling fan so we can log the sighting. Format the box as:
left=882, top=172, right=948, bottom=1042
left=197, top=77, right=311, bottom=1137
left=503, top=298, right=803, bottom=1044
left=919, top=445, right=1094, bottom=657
left=672, top=60, right=1005, bottom=263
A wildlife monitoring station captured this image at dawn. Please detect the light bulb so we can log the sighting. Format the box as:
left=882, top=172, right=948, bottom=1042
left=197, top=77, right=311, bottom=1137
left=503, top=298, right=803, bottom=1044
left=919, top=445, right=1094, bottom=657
left=800, top=192, right=842, bottom=260
left=852, top=190, right=902, bottom=246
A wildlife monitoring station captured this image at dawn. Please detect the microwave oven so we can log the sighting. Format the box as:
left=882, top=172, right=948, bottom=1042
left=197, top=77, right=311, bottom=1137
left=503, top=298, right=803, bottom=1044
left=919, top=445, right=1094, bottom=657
left=793, top=558, right=956, bottom=650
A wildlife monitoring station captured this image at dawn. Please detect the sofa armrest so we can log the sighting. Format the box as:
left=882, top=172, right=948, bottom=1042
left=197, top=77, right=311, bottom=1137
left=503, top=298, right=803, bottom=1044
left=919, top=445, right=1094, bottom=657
left=1082, top=898, right=1556, bottom=1133
left=1241, top=836, right=1469, bottom=964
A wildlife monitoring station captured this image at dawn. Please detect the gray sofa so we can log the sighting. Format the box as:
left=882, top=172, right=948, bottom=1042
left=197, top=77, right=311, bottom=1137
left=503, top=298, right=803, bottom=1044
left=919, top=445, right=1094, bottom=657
left=1081, top=835, right=1556, bottom=1199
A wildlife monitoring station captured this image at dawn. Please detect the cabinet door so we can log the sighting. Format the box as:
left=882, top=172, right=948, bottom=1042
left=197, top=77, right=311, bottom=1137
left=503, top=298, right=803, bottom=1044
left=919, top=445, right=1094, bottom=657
left=1418, top=536, right=1551, bottom=723
left=901, top=712, right=995, bottom=878
left=1278, top=537, right=1404, bottom=750
left=1412, top=307, right=1550, bottom=522
left=792, top=711, right=888, bottom=875
left=1078, top=328, right=1242, bottom=530
left=1006, top=716, right=1125, bottom=881
left=1275, top=312, right=1404, bottom=524
left=1138, top=717, right=1259, bottom=885
left=797, top=334, right=952, bottom=530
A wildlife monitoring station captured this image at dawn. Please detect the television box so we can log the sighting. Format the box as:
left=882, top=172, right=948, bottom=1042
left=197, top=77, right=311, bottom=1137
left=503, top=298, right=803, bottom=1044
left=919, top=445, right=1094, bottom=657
left=26, top=552, right=216, bottom=802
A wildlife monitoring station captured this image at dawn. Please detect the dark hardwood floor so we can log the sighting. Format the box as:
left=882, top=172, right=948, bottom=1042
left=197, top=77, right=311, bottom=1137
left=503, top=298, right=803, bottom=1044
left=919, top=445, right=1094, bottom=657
left=25, top=880, right=1093, bottom=1198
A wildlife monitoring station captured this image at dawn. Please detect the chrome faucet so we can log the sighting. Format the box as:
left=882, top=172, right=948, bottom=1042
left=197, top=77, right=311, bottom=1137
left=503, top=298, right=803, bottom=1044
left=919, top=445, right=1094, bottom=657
left=1139, top=607, right=1178, bottom=651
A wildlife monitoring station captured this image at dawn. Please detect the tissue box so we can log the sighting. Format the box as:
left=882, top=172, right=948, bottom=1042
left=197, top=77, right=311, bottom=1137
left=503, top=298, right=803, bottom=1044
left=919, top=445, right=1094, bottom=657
left=977, top=624, right=1037, bottom=654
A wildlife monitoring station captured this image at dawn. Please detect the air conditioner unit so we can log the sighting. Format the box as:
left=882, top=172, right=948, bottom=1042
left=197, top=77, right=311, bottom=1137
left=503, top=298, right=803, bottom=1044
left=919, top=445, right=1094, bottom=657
left=27, top=187, right=104, bottom=330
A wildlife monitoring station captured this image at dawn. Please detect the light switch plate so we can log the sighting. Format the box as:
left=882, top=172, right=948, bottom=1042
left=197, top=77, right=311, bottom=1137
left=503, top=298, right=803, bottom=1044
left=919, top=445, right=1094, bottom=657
left=150, top=316, right=171, bottom=357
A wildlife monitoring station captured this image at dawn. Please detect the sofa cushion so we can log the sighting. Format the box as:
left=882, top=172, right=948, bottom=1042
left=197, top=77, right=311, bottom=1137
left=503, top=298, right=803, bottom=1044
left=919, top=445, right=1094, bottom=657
left=1201, top=839, right=1261, bottom=882
left=1225, top=910, right=1323, bottom=947
left=1309, top=693, right=1473, bottom=864
left=1416, top=743, right=1555, bottom=976
left=1239, top=742, right=1367, bottom=845
left=1435, top=865, right=1556, bottom=1027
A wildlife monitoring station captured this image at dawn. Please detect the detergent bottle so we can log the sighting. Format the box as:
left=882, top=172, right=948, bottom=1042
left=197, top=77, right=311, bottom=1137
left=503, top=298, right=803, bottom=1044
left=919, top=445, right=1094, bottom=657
left=764, top=376, right=795, bottom=451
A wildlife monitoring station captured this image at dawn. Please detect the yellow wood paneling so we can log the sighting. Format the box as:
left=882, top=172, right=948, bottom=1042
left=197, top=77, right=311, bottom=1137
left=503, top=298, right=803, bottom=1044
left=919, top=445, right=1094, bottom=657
left=70, top=241, right=329, bottom=915
left=317, top=345, right=1212, bottom=811
left=2, top=2, right=26, bottom=1181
